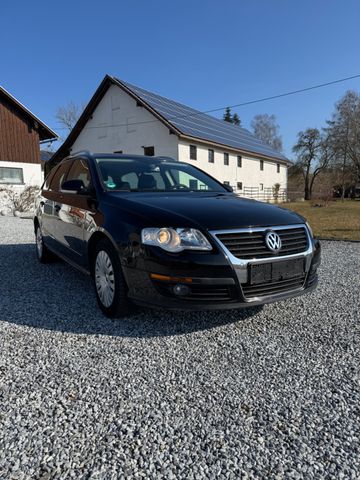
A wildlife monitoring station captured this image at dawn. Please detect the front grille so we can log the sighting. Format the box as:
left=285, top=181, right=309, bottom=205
left=153, top=282, right=236, bottom=302
left=216, top=227, right=308, bottom=259
left=242, top=275, right=306, bottom=299
left=184, top=285, right=234, bottom=301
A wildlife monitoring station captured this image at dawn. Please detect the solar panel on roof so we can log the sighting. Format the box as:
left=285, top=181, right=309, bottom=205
left=119, top=79, right=288, bottom=162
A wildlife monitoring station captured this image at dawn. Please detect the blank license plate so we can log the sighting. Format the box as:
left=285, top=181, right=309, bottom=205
left=249, top=259, right=305, bottom=285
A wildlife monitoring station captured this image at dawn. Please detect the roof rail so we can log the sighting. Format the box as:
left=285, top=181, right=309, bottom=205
left=69, top=150, right=93, bottom=158
left=155, top=156, right=177, bottom=161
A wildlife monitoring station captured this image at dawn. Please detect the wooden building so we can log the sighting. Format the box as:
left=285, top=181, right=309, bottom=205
left=0, top=86, right=57, bottom=187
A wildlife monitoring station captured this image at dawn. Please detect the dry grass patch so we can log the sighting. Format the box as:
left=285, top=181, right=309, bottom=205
left=281, top=200, right=360, bottom=241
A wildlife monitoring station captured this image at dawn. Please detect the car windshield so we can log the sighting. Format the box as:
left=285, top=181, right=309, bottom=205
left=95, top=157, right=227, bottom=193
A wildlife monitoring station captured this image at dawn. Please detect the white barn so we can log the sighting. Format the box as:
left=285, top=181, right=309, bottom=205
left=51, top=75, right=289, bottom=200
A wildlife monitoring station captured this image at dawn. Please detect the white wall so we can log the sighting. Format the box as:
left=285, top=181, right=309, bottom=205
left=178, top=140, right=287, bottom=198
left=0, top=160, right=43, bottom=187
left=70, top=84, right=287, bottom=200
left=72, top=84, right=179, bottom=159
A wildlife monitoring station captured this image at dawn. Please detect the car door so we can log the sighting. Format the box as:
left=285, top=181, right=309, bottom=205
left=41, top=160, right=74, bottom=253
left=55, top=158, right=95, bottom=265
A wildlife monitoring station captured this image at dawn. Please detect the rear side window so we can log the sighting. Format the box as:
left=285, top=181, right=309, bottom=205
left=49, top=160, right=73, bottom=192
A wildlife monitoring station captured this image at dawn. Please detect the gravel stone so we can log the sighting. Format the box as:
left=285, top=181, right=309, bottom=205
left=0, top=216, right=359, bottom=479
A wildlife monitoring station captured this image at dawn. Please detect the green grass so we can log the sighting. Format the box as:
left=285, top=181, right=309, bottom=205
left=282, top=200, right=360, bottom=241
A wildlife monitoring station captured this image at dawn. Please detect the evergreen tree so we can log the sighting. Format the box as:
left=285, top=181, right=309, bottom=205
left=232, top=113, right=241, bottom=126
left=223, top=107, right=233, bottom=123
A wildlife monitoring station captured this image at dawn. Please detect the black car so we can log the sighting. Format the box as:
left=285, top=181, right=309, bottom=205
left=34, top=152, right=320, bottom=317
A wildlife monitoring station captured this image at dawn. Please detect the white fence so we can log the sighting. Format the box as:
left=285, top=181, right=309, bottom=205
left=236, top=186, right=288, bottom=202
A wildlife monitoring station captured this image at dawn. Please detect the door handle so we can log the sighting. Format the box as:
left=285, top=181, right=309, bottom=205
left=54, top=204, right=61, bottom=212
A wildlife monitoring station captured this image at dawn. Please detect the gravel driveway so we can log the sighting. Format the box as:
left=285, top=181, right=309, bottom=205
left=0, top=216, right=359, bottom=479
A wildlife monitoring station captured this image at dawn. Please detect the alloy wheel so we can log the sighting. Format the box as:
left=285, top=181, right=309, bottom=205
left=36, top=227, right=43, bottom=257
left=95, top=250, right=115, bottom=307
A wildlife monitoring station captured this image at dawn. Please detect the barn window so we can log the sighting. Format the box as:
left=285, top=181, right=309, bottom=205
left=143, top=146, right=155, bottom=156
left=237, top=182, right=243, bottom=190
left=0, top=167, right=24, bottom=184
left=277, top=163, right=280, bottom=173
left=224, top=153, right=229, bottom=165
left=260, top=160, right=264, bottom=171
left=208, top=149, right=214, bottom=163
left=189, top=145, right=197, bottom=160
left=237, top=156, right=242, bottom=168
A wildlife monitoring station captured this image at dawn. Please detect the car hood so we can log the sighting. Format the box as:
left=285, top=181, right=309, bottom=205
left=106, top=192, right=304, bottom=230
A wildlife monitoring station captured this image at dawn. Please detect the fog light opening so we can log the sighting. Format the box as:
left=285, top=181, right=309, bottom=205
left=173, top=284, right=190, bottom=296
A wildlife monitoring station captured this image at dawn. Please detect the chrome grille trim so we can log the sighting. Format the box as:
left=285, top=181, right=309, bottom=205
left=209, top=224, right=314, bottom=302
left=214, top=226, right=308, bottom=259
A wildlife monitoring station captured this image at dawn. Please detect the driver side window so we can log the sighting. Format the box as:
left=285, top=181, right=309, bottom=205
left=168, top=169, right=208, bottom=190
left=66, top=159, right=92, bottom=189
left=49, top=160, right=72, bottom=192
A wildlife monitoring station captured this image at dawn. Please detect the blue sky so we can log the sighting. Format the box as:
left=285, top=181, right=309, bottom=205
left=1, top=0, right=360, bottom=158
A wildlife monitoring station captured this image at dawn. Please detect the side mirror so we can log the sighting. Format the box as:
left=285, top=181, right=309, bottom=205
left=61, top=179, right=86, bottom=194
left=223, top=183, right=233, bottom=192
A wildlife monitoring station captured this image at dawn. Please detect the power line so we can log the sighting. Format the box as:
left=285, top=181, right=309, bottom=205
left=206, top=73, right=360, bottom=111
left=53, top=73, right=360, bottom=132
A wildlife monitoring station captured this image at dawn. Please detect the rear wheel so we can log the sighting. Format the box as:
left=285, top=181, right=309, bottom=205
left=93, top=239, right=131, bottom=317
left=35, top=224, right=54, bottom=263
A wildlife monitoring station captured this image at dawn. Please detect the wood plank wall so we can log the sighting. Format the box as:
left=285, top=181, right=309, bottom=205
left=0, top=95, right=41, bottom=164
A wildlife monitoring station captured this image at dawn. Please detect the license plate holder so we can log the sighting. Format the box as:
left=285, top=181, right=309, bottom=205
left=249, top=258, right=305, bottom=285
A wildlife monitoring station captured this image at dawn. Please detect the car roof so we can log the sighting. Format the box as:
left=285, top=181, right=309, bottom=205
left=67, top=151, right=187, bottom=166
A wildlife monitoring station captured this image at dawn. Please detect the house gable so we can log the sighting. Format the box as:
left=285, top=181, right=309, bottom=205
left=71, top=83, right=179, bottom=159
left=50, top=75, right=289, bottom=167
left=0, top=87, right=57, bottom=165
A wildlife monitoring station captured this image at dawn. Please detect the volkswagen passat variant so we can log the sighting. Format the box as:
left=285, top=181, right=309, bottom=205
left=34, top=152, right=320, bottom=317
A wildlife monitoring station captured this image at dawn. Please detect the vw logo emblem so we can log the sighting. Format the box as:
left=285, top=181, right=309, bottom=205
left=265, top=231, right=282, bottom=252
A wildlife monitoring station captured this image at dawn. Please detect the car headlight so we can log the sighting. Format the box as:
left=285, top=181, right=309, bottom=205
left=141, top=228, right=212, bottom=252
left=305, top=221, right=314, bottom=238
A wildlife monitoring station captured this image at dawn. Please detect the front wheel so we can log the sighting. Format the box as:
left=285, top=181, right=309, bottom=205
left=35, top=224, right=54, bottom=263
left=93, top=239, right=131, bottom=318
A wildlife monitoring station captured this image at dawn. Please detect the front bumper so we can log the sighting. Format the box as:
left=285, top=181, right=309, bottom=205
left=126, top=274, right=318, bottom=311
left=123, top=228, right=321, bottom=311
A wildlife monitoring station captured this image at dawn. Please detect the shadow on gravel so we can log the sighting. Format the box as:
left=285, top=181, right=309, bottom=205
left=0, top=243, right=262, bottom=337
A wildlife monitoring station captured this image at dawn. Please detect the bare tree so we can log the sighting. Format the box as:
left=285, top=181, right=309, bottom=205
left=251, top=114, right=283, bottom=152
left=326, top=119, right=352, bottom=200
left=56, top=101, right=84, bottom=132
left=325, top=90, right=360, bottom=195
left=272, top=182, right=281, bottom=203
left=292, top=128, right=333, bottom=200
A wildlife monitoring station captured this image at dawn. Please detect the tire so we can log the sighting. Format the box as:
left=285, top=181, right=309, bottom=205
left=92, top=238, right=131, bottom=318
left=35, top=223, right=54, bottom=263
